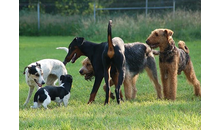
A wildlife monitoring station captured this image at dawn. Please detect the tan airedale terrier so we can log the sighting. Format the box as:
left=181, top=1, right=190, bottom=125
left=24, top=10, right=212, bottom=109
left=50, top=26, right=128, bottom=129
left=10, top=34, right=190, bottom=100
left=146, top=29, right=201, bottom=100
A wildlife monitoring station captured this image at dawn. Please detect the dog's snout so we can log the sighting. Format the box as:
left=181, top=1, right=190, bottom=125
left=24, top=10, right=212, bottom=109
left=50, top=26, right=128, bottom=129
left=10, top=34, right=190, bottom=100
left=42, top=81, right=45, bottom=85
left=79, top=69, right=83, bottom=75
left=146, top=39, right=149, bottom=44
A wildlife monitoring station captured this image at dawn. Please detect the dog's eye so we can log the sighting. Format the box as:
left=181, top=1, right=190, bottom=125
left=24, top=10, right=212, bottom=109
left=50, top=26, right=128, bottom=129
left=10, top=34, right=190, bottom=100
left=35, top=73, right=40, bottom=77
left=86, top=64, right=91, bottom=67
left=155, top=33, right=158, bottom=36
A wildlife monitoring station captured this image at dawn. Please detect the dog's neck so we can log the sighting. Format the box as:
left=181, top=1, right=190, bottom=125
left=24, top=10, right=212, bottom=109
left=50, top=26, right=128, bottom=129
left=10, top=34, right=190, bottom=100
left=159, top=38, right=176, bottom=54
left=61, top=82, right=72, bottom=92
left=160, top=44, right=176, bottom=55
left=79, top=41, right=98, bottom=58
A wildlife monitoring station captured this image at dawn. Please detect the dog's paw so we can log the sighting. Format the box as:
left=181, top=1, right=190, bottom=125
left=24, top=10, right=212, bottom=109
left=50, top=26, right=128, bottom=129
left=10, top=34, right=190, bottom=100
left=30, top=106, right=37, bottom=109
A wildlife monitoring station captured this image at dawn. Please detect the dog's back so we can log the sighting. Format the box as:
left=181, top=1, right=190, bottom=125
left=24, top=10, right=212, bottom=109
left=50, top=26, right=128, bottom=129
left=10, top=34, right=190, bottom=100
left=34, top=86, right=69, bottom=102
left=124, top=43, right=151, bottom=75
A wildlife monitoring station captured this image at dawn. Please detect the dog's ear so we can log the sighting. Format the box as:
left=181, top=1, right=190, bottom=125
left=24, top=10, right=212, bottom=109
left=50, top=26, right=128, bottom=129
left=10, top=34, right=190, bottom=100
left=23, top=66, right=28, bottom=74
left=67, top=75, right=73, bottom=82
left=25, top=66, right=32, bottom=76
left=60, top=75, right=65, bottom=81
left=36, top=62, right=41, bottom=68
left=164, top=29, right=174, bottom=37
left=76, top=37, right=84, bottom=46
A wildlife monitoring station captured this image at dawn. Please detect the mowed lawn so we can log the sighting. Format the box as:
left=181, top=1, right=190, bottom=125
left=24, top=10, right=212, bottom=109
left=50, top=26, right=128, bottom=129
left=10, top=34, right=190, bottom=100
left=19, top=36, right=201, bottom=129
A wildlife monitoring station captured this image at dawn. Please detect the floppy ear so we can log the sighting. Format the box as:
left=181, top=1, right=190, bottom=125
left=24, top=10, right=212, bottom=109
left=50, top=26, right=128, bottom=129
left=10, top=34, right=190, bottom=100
left=164, top=29, right=174, bottom=37
left=24, top=66, right=32, bottom=75
left=36, top=62, right=41, bottom=68
left=23, top=66, right=28, bottom=74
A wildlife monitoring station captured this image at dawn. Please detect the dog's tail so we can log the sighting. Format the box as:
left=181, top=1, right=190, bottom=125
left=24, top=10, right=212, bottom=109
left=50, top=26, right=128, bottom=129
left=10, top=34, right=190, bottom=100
left=107, top=20, right=115, bottom=59
left=56, top=47, right=68, bottom=53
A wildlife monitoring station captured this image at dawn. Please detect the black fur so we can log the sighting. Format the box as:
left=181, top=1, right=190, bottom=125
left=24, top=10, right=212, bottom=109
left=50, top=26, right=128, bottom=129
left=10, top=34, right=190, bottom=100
left=102, top=21, right=125, bottom=105
left=28, top=65, right=38, bottom=74
left=178, top=49, right=190, bottom=75
left=63, top=22, right=125, bottom=105
left=33, top=74, right=73, bottom=103
left=124, top=43, right=149, bottom=75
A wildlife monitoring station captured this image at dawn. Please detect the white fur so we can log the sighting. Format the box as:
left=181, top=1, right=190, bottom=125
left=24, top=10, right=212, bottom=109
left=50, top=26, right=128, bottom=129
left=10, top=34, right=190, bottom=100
left=31, top=90, right=71, bottom=109
left=41, top=89, right=51, bottom=109
left=56, top=47, right=68, bottom=53
left=31, top=102, right=39, bottom=109
left=24, top=59, right=67, bottom=106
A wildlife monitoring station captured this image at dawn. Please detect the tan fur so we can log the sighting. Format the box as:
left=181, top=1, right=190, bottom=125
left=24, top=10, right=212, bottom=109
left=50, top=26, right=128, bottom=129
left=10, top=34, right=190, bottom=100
left=80, top=57, right=162, bottom=100
left=178, top=40, right=189, bottom=53
left=146, top=29, right=201, bottom=100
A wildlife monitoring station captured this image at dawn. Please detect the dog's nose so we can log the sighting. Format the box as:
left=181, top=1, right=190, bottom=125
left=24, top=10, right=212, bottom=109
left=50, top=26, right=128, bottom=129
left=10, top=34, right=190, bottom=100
left=42, top=81, right=45, bottom=85
left=63, top=61, right=67, bottom=66
left=79, top=70, right=83, bottom=75
left=146, top=39, right=149, bottom=44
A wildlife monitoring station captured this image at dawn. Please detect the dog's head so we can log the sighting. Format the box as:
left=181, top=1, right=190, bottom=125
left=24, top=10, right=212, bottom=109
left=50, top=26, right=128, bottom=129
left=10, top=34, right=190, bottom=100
left=23, top=62, right=45, bottom=88
left=146, top=29, right=174, bottom=50
left=178, top=40, right=189, bottom=54
left=60, top=74, right=73, bottom=90
left=63, top=37, right=85, bottom=65
left=79, top=58, right=94, bottom=81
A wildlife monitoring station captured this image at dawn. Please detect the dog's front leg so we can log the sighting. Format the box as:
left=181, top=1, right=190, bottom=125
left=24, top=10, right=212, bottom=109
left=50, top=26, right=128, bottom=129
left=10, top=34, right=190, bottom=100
left=24, top=86, right=35, bottom=106
left=88, top=74, right=103, bottom=104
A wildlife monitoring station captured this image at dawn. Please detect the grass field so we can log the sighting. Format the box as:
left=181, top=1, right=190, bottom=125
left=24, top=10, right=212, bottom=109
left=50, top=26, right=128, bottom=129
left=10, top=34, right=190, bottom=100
left=19, top=36, right=201, bottom=129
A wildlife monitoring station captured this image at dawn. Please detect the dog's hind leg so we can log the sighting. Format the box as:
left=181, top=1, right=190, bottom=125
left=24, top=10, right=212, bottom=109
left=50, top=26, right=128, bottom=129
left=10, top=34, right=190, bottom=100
left=124, top=76, right=133, bottom=100
left=42, top=90, right=51, bottom=109
left=103, top=79, right=115, bottom=99
left=111, top=72, right=124, bottom=101
left=145, top=56, right=162, bottom=99
left=103, top=65, right=111, bottom=105
left=183, top=61, right=201, bottom=96
left=115, top=66, right=125, bottom=104
left=46, top=74, right=58, bottom=86
left=24, top=86, right=35, bottom=106
left=131, top=74, right=138, bottom=99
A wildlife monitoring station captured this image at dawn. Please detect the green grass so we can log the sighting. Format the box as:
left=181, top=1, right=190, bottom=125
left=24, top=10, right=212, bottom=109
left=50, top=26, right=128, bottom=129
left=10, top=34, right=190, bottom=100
left=19, top=36, right=201, bottom=129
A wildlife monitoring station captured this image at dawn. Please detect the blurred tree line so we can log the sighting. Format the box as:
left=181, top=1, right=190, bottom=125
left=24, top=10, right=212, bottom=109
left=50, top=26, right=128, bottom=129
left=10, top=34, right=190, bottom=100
left=19, top=0, right=200, bottom=15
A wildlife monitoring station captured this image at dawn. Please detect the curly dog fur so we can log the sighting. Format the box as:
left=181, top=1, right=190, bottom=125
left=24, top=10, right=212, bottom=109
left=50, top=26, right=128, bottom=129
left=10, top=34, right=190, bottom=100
left=79, top=42, right=162, bottom=100
left=146, top=29, right=201, bottom=100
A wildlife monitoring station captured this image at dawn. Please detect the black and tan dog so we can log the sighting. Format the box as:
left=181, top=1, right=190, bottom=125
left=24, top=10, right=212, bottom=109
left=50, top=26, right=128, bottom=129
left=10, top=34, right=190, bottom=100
left=146, top=29, right=201, bottom=100
left=79, top=41, right=163, bottom=100
left=63, top=20, right=125, bottom=104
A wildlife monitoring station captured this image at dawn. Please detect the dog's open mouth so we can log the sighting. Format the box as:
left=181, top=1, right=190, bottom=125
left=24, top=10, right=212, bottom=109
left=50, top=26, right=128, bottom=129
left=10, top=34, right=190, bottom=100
left=149, top=43, right=159, bottom=49
left=71, top=53, right=77, bottom=63
left=34, top=79, right=43, bottom=87
left=81, top=72, right=94, bottom=81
